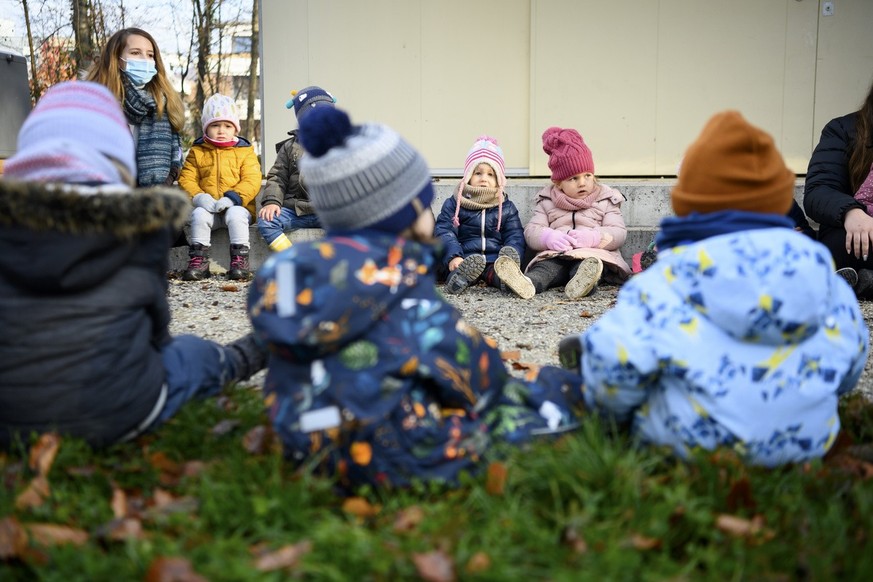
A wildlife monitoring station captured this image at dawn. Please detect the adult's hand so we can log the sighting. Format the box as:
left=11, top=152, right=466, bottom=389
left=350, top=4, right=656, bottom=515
left=259, top=204, right=281, bottom=221
left=844, top=208, right=873, bottom=261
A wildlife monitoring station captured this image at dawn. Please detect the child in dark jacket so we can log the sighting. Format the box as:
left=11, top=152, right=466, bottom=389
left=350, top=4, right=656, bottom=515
left=256, top=85, right=336, bottom=252
left=0, top=81, right=267, bottom=450
left=434, top=136, right=530, bottom=297
left=248, top=107, right=585, bottom=490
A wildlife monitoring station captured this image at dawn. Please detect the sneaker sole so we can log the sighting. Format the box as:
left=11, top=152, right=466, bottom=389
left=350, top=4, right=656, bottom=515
left=444, top=254, right=486, bottom=294
left=836, top=267, right=859, bottom=288
left=565, top=257, right=603, bottom=299
left=494, top=256, right=536, bottom=299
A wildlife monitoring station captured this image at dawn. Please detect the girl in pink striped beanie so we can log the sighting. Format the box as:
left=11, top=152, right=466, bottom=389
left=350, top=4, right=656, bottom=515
left=433, top=136, right=530, bottom=297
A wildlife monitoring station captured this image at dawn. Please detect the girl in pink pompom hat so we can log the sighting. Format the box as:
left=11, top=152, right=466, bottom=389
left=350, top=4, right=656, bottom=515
left=513, top=126, right=631, bottom=300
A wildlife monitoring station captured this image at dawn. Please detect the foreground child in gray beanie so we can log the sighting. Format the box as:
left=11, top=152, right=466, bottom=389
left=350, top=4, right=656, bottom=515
left=0, top=81, right=267, bottom=450
left=247, top=106, right=587, bottom=490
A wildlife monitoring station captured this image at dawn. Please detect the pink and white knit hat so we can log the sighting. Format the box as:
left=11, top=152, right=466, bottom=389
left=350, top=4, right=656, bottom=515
left=453, top=135, right=507, bottom=229
left=201, top=94, right=241, bottom=134
left=4, top=81, right=136, bottom=185
left=542, top=126, right=594, bottom=182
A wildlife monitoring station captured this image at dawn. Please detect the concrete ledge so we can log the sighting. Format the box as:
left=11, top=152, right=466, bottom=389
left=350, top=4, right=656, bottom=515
left=169, top=178, right=806, bottom=272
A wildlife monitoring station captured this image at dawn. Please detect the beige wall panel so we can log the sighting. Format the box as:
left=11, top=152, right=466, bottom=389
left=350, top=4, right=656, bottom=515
left=420, top=1, right=530, bottom=174
left=530, top=0, right=659, bottom=177
left=812, top=0, right=873, bottom=146
left=656, top=1, right=816, bottom=174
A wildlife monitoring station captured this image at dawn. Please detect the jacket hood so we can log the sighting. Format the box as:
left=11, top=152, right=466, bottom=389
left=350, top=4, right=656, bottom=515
left=249, top=233, right=439, bottom=359
left=0, top=179, right=189, bottom=292
left=649, top=228, right=843, bottom=346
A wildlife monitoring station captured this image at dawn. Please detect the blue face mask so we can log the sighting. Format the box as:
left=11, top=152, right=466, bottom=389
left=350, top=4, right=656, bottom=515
left=122, top=58, right=157, bottom=86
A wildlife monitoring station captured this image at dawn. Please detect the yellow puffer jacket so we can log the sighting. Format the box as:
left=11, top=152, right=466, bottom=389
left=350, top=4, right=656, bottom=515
left=178, top=137, right=262, bottom=218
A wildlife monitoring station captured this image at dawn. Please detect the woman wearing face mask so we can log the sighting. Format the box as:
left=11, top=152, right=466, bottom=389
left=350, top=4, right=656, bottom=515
left=87, top=28, right=185, bottom=187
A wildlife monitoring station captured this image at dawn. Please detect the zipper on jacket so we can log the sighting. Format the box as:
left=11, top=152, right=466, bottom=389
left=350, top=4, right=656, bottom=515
left=480, top=210, right=486, bottom=255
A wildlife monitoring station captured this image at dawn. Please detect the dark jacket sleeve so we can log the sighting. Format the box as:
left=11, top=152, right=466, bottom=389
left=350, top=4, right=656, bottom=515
left=434, top=197, right=464, bottom=265
left=804, top=113, right=865, bottom=228
left=261, top=139, right=294, bottom=209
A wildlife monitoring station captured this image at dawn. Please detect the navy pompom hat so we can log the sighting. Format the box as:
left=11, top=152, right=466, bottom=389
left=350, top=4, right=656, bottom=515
left=298, top=107, right=434, bottom=234
left=285, top=85, right=336, bottom=121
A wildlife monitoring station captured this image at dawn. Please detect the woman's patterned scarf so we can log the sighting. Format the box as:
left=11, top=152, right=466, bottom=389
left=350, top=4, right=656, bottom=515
left=855, top=163, right=873, bottom=215
left=122, top=76, right=180, bottom=187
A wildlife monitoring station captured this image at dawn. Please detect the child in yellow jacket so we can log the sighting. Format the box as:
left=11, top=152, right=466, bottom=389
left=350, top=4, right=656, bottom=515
left=179, top=94, right=261, bottom=280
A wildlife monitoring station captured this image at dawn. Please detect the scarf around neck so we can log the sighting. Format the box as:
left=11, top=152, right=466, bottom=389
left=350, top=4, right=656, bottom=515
left=122, top=76, right=179, bottom=187
left=551, top=183, right=601, bottom=211
left=452, top=181, right=505, bottom=230
left=854, top=163, right=873, bottom=215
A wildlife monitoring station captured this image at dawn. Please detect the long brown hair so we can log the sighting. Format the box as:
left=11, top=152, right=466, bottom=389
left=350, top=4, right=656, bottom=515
left=85, top=28, right=185, bottom=133
left=849, top=79, right=873, bottom=192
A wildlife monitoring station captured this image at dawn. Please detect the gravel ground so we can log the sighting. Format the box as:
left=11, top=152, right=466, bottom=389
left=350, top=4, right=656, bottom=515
left=167, top=275, right=873, bottom=399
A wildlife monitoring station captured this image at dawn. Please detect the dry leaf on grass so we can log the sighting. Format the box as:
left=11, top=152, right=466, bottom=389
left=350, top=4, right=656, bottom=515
left=210, top=419, right=240, bottom=436
left=412, top=550, right=456, bottom=582
left=465, top=551, right=491, bottom=573
left=25, top=523, right=89, bottom=547
left=625, top=532, right=662, bottom=551
left=111, top=486, right=127, bottom=519
left=341, top=497, right=381, bottom=518
left=0, top=516, right=28, bottom=559
left=15, top=476, right=50, bottom=510
left=242, top=425, right=276, bottom=454
left=485, top=462, right=507, bottom=496
left=28, top=433, right=60, bottom=477
left=726, top=477, right=757, bottom=512
left=253, top=540, right=313, bottom=572
left=392, top=506, right=425, bottom=533
left=148, top=451, right=184, bottom=487
left=144, top=556, right=208, bottom=582
left=715, top=514, right=774, bottom=540
left=93, top=517, right=146, bottom=542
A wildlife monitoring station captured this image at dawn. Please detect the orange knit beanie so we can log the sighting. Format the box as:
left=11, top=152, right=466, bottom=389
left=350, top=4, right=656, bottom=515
left=671, top=110, right=796, bottom=217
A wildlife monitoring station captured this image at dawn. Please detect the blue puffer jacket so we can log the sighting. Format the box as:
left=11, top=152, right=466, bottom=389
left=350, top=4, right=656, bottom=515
left=580, top=213, right=868, bottom=466
left=248, top=232, right=584, bottom=488
left=434, top=194, right=526, bottom=268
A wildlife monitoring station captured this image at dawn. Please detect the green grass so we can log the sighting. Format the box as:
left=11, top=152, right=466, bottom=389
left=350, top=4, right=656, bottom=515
left=3, top=387, right=873, bottom=580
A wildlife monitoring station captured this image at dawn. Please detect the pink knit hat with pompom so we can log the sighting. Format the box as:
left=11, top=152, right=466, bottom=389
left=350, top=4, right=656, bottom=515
left=542, top=126, right=594, bottom=182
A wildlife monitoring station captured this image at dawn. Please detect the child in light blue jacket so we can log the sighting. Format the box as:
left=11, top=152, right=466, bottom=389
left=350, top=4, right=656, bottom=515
left=560, top=111, right=869, bottom=466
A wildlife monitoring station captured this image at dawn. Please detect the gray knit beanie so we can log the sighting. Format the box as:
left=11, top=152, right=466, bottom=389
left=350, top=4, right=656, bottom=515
left=298, top=106, right=434, bottom=233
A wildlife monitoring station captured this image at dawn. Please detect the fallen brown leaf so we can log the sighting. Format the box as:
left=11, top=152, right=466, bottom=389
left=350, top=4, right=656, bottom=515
left=15, top=476, right=50, bottom=510
left=412, top=550, right=456, bottom=582
left=242, top=425, right=273, bottom=454
left=579, top=310, right=594, bottom=318
left=627, top=532, right=662, bottom=551
left=828, top=453, right=873, bottom=480
left=25, top=523, right=88, bottom=547
left=726, top=477, right=756, bottom=512
left=715, top=513, right=774, bottom=541
left=392, top=506, right=425, bottom=533
left=485, top=462, right=507, bottom=496
left=148, top=451, right=184, bottom=487
left=182, top=461, right=208, bottom=478
left=220, top=284, right=240, bottom=292
left=93, top=517, right=146, bottom=542
left=500, top=350, right=522, bottom=362
left=111, top=486, right=127, bottom=519
left=465, top=551, right=491, bottom=573
left=0, top=516, right=27, bottom=559
left=341, top=497, right=381, bottom=518
left=253, top=540, right=313, bottom=572
left=144, top=556, right=209, bottom=582
left=28, top=433, right=60, bottom=477
left=210, top=419, right=240, bottom=436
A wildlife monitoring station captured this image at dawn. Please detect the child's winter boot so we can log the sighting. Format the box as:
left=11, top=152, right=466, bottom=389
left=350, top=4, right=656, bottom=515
left=182, top=243, right=211, bottom=281
left=228, top=244, right=251, bottom=280
left=444, top=254, right=486, bottom=295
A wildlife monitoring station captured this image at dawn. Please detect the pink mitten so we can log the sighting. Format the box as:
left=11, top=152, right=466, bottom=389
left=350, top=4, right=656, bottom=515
left=568, top=228, right=601, bottom=248
left=540, top=228, right=575, bottom=252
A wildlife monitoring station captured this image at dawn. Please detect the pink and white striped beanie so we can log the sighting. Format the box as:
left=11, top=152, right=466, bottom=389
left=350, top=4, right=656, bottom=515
left=4, top=81, right=136, bottom=186
left=453, top=135, right=507, bottom=229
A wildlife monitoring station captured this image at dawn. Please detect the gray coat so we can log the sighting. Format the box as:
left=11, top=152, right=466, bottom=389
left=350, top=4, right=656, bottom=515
left=260, top=130, right=315, bottom=216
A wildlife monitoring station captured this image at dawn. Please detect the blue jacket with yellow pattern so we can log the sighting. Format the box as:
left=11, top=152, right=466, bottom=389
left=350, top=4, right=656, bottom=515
left=580, top=211, right=868, bottom=466
left=248, top=231, right=584, bottom=489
